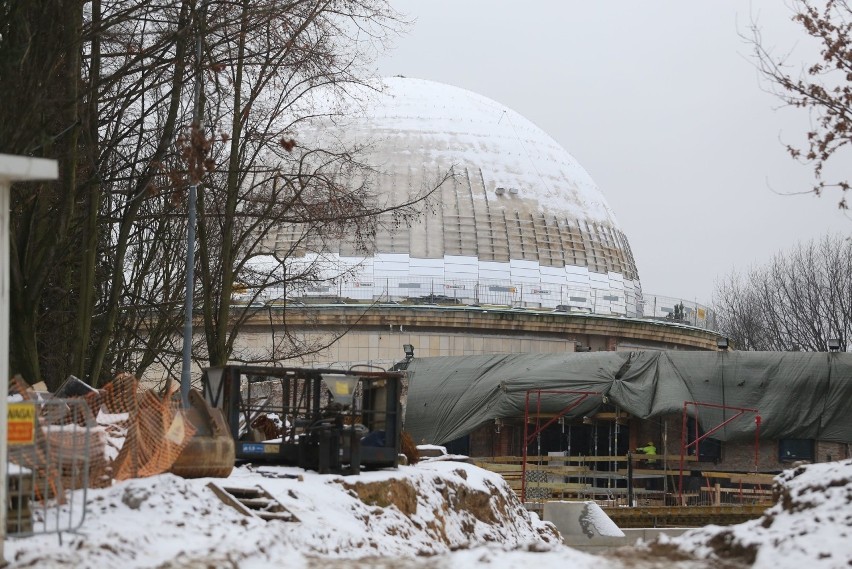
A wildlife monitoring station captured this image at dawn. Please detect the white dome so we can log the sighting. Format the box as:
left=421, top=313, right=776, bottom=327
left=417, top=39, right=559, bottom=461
left=350, top=77, right=620, bottom=225
left=270, top=78, right=641, bottom=314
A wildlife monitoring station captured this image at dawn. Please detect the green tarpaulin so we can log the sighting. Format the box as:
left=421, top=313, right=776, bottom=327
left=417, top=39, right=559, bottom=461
left=405, top=351, right=852, bottom=445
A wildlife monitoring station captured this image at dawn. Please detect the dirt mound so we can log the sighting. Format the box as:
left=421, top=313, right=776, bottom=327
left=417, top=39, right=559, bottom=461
left=6, top=462, right=561, bottom=568
left=343, top=477, right=419, bottom=516
left=340, top=464, right=560, bottom=552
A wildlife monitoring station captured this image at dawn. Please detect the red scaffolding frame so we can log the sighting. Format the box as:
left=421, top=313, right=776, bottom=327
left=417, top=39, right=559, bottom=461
left=678, top=401, right=762, bottom=502
left=521, top=389, right=602, bottom=503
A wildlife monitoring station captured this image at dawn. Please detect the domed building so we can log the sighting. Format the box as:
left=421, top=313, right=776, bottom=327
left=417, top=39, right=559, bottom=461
left=237, top=78, right=718, bottom=367
left=218, top=81, right=852, bottom=508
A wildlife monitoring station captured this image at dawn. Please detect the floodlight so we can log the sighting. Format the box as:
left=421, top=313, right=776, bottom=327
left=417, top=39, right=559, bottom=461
left=403, top=344, right=415, bottom=359
left=716, top=337, right=729, bottom=350
left=828, top=337, right=843, bottom=352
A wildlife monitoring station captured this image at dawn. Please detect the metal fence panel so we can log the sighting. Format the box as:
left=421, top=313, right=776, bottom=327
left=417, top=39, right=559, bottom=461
left=6, top=398, right=93, bottom=537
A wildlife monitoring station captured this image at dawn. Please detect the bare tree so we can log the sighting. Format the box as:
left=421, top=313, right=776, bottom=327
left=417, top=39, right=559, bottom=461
left=1, top=0, right=442, bottom=388
left=714, top=234, right=852, bottom=351
left=190, top=0, right=450, bottom=368
left=1, top=0, right=200, bottom=387
left=749, top=0, right=852, bottom=207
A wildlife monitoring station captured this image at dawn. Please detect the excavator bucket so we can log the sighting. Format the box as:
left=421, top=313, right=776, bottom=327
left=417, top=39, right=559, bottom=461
left=171, top=389, right=235, bottom=478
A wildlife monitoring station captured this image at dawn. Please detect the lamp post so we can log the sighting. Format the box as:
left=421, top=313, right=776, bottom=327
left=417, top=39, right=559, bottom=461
left=180, top=0, right=207, bottom=408
left=0, top=155, right=58, bottom=563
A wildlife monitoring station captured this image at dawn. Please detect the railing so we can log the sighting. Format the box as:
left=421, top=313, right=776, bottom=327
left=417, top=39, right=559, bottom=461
left=638, top=294, right=718, bottom=331
left=236, top=278, right=718, bottom=331
left=474, top=455, right=774, bottom=508
left=691, top=471, right=776, bottom=506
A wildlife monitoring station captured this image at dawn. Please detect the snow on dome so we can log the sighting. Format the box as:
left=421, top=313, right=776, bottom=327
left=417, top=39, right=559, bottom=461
left=341, top=77, right=619, bottom=225
left=265, top=77, right=642, bottom=313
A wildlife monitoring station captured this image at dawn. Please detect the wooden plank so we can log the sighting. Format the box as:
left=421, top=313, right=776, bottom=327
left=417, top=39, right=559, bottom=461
left=617, top=468, right=677, bottom=476
left=700, top=471, right=736, bottom=479
left=239, top=497, right=278, bottom=508
left=582, top=487, right=663, bottom=495
left=522, top=466, right=590, bottom=475
left=474, top=463, right=523, bottom=472
left=207, top=483, right=258, bottom=518
left=589, top=411, right=630, bottom=421
left=700, top=487, right=773, bottom=495
left=630, top=454, right=698, bottom=462
left=701, top=471, right=776, bottom=485
left=258, top=511, right=298, bottom=522
left=485, top=455, right=632, bottom=463
left=523, top=482, right=591, bottom=490
left=729, top=475, right=776, bottom=486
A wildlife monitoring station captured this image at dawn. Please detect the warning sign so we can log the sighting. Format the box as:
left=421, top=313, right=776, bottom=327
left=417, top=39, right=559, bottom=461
left=7, top=402, right=36, bottom=445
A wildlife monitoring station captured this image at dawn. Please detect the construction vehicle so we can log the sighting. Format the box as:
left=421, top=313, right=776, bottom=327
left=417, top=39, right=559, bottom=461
left=200, top=365, right=403, bottom=475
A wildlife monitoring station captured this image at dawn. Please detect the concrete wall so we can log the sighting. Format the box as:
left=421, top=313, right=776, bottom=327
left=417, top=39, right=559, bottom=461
left=223, top=306, right=718, bottom=371
left=561, top=528, right=690, bottom=553
left=542, top=500, right=690, bottom=552
left=140, top=305, right=718, bottom=385
left=233, top=327, right=577, bottom=370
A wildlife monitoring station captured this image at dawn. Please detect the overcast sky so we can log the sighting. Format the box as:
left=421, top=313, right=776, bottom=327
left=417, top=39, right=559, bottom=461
left=375, top=1, right=850, bottom=304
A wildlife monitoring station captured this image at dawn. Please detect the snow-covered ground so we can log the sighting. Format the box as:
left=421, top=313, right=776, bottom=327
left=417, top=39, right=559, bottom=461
left=5, top=459, right=851, bottom=568
left=661, top=458, right=852, bottom=569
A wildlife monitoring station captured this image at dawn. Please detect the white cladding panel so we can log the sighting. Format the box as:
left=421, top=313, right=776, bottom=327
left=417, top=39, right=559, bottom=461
left=444, top=255, right=479, bottom=279
left=410, top=258, right=444, bottom=279
left=479, top=261, right=512, bottom=282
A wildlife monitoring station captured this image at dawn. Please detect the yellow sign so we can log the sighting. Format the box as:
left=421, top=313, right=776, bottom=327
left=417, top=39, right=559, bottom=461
left=7, top=402, right=36, bottom=445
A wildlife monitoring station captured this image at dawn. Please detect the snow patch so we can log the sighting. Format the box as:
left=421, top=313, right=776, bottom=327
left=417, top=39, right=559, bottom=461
left=665, top=459, right=852, bottom=569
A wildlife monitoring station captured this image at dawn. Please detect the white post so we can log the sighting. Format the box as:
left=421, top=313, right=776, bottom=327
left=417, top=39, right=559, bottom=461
left=0, top=154, right=57, bottom=562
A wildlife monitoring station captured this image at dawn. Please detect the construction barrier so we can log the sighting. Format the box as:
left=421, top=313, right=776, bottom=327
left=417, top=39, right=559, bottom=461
left=6, top=374, right=196, bottom=537
left=6, top=398, right=95, bottom=536
left=475, top=455, right=776, bottom=509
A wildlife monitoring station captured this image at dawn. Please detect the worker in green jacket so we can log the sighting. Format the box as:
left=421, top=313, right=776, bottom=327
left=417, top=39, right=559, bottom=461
left=637, top=441, right=658, bottom=465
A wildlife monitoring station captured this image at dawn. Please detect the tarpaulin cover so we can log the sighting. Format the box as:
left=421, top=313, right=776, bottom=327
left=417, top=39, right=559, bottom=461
left=404, top=351, right=852, bottom=445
